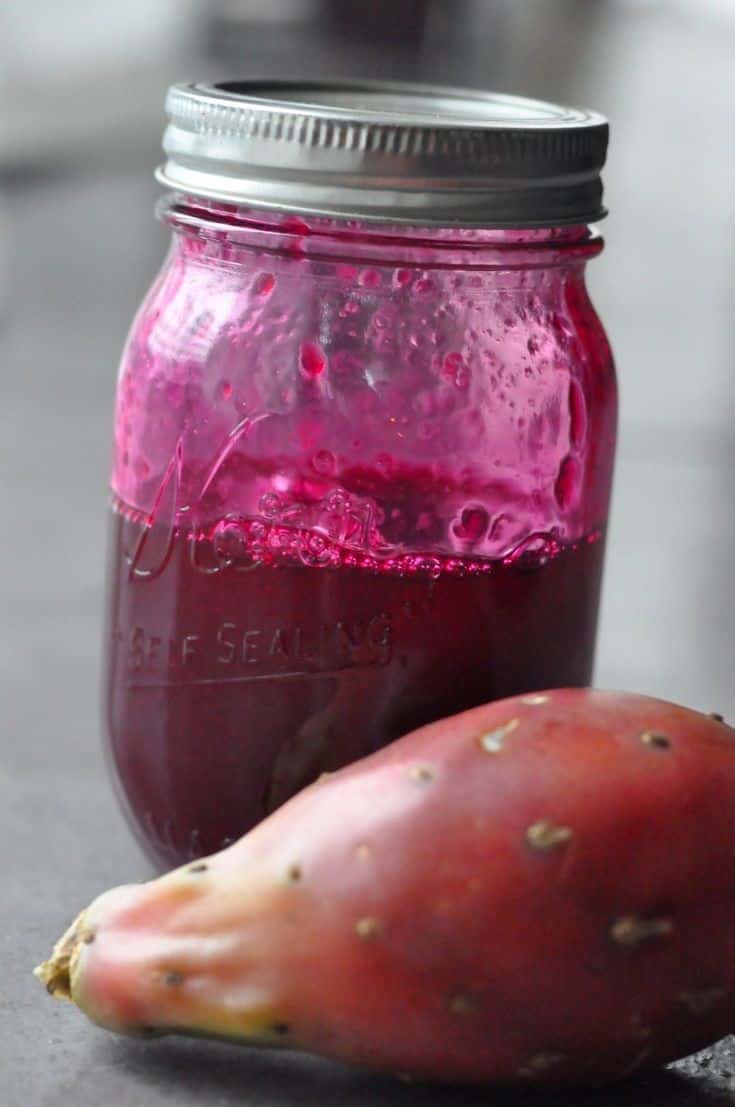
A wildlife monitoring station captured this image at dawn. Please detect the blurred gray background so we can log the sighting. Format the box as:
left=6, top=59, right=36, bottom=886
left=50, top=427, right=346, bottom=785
left=3, top=2, right=735, bottom=1104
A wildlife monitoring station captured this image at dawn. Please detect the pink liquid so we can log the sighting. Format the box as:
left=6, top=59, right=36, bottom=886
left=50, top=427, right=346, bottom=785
left=105, top=497, right=605, bottom=869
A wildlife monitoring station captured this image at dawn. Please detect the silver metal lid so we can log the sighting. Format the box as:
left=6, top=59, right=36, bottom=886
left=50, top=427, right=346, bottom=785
left=157, top=80, right=608, bottom=227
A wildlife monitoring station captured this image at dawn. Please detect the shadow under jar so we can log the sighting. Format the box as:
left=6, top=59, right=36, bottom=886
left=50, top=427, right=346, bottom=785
left=104, top=81, right=617, bottom=868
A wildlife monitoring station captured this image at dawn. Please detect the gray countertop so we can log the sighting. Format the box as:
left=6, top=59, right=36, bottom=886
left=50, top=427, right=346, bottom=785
left=3, top=4, right=735, bottom=1103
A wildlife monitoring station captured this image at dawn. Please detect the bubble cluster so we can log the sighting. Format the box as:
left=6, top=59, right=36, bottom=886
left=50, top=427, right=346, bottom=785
left=182, top=511, right=588, bottom=580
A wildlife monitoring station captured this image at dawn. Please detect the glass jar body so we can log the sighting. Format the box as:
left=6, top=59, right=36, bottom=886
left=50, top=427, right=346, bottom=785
left=104, top=203, right=617, bottom=867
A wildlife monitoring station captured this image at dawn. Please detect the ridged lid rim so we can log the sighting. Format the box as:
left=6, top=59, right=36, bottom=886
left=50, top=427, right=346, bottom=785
left=157, top=79, right=609, bottom=227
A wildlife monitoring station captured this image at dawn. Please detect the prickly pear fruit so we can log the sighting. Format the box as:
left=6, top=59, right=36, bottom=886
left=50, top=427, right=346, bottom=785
left=37, top=690, right=735, bottom=1087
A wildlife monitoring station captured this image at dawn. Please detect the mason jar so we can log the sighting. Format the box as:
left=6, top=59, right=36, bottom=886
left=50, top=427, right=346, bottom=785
left=104, top=81, right=617, bottom=867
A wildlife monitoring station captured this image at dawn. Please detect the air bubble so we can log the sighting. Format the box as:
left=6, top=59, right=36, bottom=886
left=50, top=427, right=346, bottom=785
left=259, top=492, right=282, bottom=518
left=569, top=380, right=587, bottom=448
left=359, top=268, right=382, bottom=289
left=213, top=518, right=250, bottom=562
left=300, top=342, right=327, bottom=377
left=253, top=273, right=276, bottom=297
left=299, top=533, right=334, bottom=569
left=413, top=556, right=442, bottom=579
left=555, top=455, right=580, bottom=511
left=452, top=505, right=489, bottom=543
left=302, top=534, right=326, bottom=559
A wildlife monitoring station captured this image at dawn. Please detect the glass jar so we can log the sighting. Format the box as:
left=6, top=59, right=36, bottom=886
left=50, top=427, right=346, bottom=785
left=104, top=82, right=616, bottom=868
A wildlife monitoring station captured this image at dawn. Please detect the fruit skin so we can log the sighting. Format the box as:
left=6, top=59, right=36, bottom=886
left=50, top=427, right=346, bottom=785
left=36, top=690, right=735, bottom=1087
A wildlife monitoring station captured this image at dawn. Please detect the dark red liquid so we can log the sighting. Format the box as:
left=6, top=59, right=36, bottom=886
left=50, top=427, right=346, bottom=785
left=105, top=504, right=605, bottom=869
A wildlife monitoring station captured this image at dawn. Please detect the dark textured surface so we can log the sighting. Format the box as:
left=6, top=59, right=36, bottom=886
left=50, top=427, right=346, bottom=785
left=3, top=3, right=735, bottom=1103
